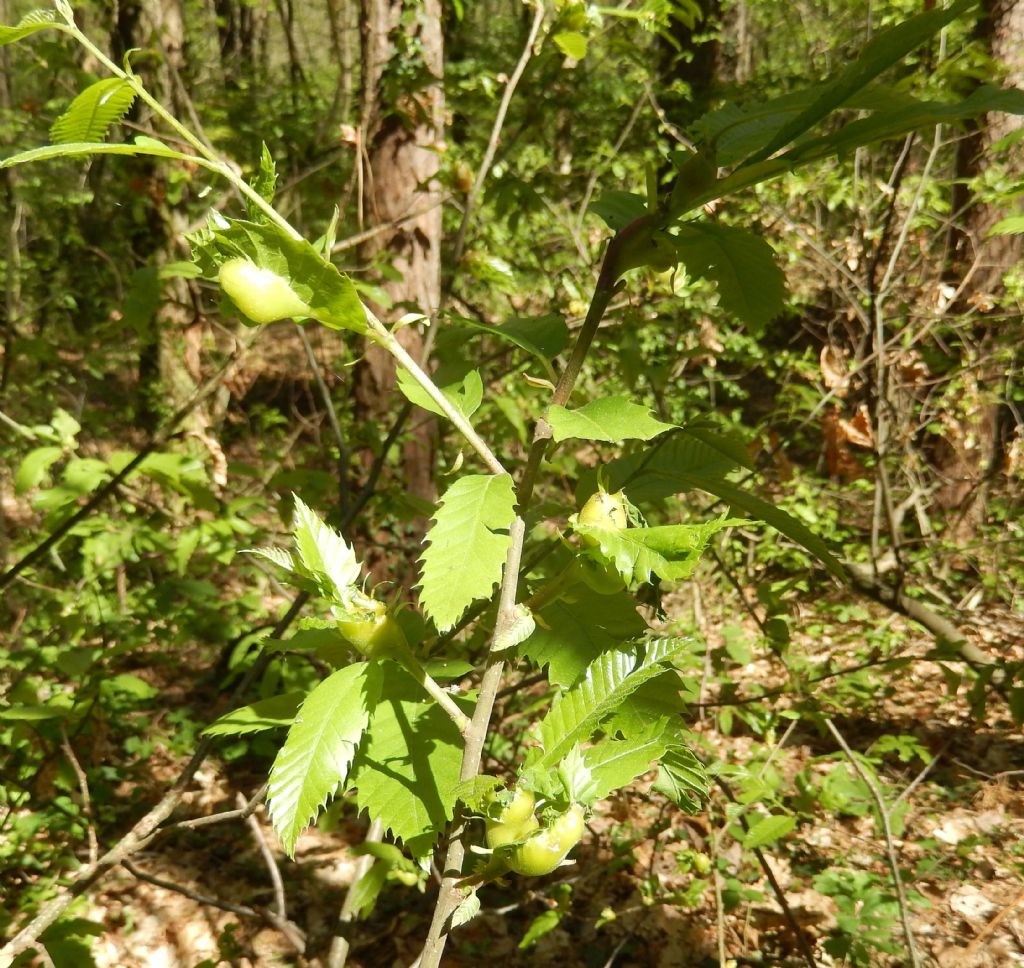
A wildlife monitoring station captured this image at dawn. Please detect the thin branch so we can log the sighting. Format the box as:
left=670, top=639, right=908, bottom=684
left=449, top=2, right=545, bottom=272
left=297, top=323, right=351, bottom=515
left=237, top=793, right=287, bottom=920
left=367, top=313, right=506, bottom=476
left=824, top=719, right=920, bottom=968
left=59, top=726, right=97, bottom=868
left=172, top=784, right=268, bottom=831
left=713, top=777, right=818, bottom=968
left=121, top=860, right=305, bottom=954
left=415, top=239, right=624, bottom=968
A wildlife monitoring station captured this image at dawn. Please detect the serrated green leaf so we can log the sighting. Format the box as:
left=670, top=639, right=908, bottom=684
left=548, top=395, right=675, bottom=443
left=520, top=584, right=648, bottom=687
left=669, top=222, right=785, bottom=334
left=418, top=474, right=516, bottom=632
left=574, top=516, right=741, bottom=585
left=592, top=432, right=843, bottom=577
left=653, top=745, right=708, bottom=813
left=0, top=9, right=60, bottom=46
left=264, top=624, right=353, bottom=666
left=743, top=814, right=797, bottom=848
left=51, top=78, right=136, bottom=144
left=245, top=545, right=296, bottom=573
left=453, top=775, right=504, bottom=813
left=15, top=446, right=63, bottom=494
left=245, top=142, right=277, bottom=222
left=553, top=30, right=587, bottom=59
left=290, top=494, right=361, bottom=597
left=581, top=427, right=741, bottom=505
left=204, top=692, right=303, bottom=737
left=537, top=637, right=689, bottom=769
left=746, top=0, right=975, bottom=164
left=267, top=663, right=379, bottom=857
left=1, top=138, right=188, bottom=169
left=453, top=313, right=569, bottom=360
left=189, top=217, right=366, bottom=334
left=396, top=367, right=483, bottom=419
left=350, top=663, right=464, bottom=855
left=990, top=215, right=1024, bottom=236
left=452, top=891, right=481, bottom=928
left=582, top=720, right=670, bottom=803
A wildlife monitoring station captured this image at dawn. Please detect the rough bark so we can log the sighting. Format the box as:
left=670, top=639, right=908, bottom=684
left=936, top=0, right=1023, bottom=541
left=354, top=0, right=444, bottom=504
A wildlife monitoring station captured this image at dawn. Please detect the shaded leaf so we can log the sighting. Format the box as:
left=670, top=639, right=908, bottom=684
left=653, top=745, right=708, bottom=813
left=204, top=692, right=303, bottom=737
left=350, top=663, right=464, bottom=855
left=520, top=584, right=647, bottom=687
left=591, top=190, right=647, bottom=231
left=669, top=222, right=786, bottom=334
left=746, top=0, right=974, bottom=163
left=548, top=395, right=675, bottom=443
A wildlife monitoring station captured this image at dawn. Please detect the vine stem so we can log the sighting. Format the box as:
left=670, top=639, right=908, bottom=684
left=414, top=243, right=623, bottom=968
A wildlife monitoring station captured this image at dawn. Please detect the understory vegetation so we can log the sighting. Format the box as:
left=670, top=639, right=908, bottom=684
left=1, top=1, right=1023, bottom=966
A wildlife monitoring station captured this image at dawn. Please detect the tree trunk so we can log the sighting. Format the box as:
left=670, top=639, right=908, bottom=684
left=937, top=0, right=1023, bottom=542
left=353, top=0, right=444, bottom=505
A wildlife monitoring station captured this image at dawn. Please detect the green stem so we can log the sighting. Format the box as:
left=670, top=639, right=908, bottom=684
left=394, top=647, right=471, bottom=736
left=366, top=312, right=507, bottom=477
left=58, top=10, right=300, bottom=240
left=416, top=237, right=624, bottom=968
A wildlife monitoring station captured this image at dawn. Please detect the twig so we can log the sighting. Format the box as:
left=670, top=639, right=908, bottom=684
left=844, top=560, right=1002, bottom=682
left=327, top=818, right=385, bottom=968
left=121, top=860, right=305, bottom=953
left=367, top=313, right=506, bottom=476
left=237, top=793, right=287, bottom=920
left=892, top=740, right=950, bottom=809
left=172, top=783, right=268, bottom=831
left=415, top=233, right=624, bottom=968
left=297, top=324, right=351, bottom=516
left=714, top=777, right=818, bottom=968
left=824, top=719, right=920, bottom=968
left=449, top=2, right=545, bottom=272
left=59, top=726, right=98, bottom=869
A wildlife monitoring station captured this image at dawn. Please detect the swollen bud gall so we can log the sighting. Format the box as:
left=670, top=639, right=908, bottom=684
left=507, top=804, right=585, bottom=876
left=578, top=489, right=628, bottom=531
left=485, top=788, right=538, bottom=849
left=336, top=605, right=410, bottom=660
left=218, top=258, right=311, bottom=324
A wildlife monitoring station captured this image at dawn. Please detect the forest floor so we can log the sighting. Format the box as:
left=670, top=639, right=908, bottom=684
left=69, top=576, right=1024, bottom=968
